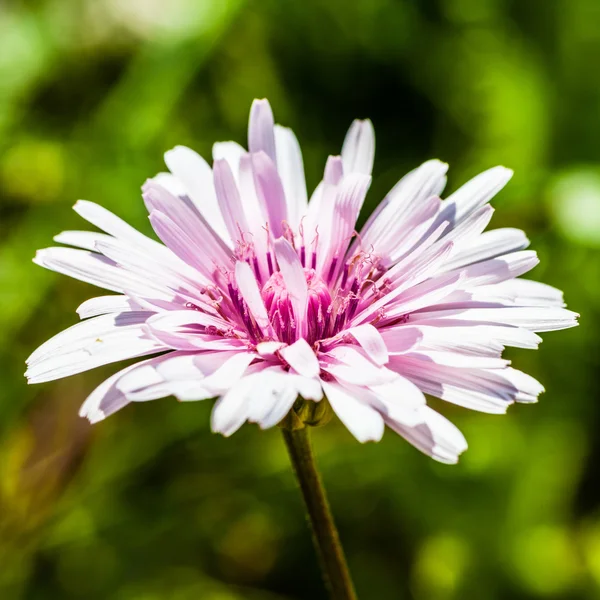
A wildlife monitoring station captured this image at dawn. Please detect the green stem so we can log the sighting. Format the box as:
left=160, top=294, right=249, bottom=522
left=282, top=427, right=358, bottom=600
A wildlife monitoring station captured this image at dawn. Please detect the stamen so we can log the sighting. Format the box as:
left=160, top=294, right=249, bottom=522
left=326, top=257, right=338, bottom=284
left=267, top=251, right=274, bottom=276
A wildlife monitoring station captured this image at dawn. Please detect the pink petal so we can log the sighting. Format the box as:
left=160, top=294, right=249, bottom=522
left=148, top=210, right=229, bottom=280
left=213, top=159, right=249, bottom=243
left=144, top=181, right=232, bottom=269
left=252, top=151, right=288, bottom=239
left=234, top=261, right=271, bottom=334
left=380, top=327, right=424, bottom=354
left=324, top=155, right=344, bottom=184
left=273, top=237, right=308, bottom=339
left=248, top=98, right=277, bottom=164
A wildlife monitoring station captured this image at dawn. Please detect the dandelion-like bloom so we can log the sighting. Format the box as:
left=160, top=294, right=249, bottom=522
left=27, top=99, right=578, bottom=463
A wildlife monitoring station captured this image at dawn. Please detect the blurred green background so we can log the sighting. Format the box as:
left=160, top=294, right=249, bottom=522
left=0, top=0, right=598, bottom=598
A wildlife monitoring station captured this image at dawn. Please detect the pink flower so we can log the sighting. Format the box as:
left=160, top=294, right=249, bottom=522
left=26, top=99, right=578, bottom=463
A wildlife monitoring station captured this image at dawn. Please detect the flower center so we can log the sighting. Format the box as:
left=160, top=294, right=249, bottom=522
left=261, top=268, right=332, bottom=344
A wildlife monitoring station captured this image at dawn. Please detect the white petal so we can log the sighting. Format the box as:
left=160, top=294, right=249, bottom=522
left=118, top=353, right=199, bottom=394
left=27, top=312, right=154, bottom=365
left=151, top=172, right=187, bottom=196
left=93, top=236, right=208, bottom=305
left=382, top=272, right=463, bottom=321
left=164, top=145, right=230, bottom=244
left=79, top=362, right=143, bottom=423
left=211, top=363, right=301, bottom=435
left=441, top=166, right=513, bottom=224
left=275, top=124, right=308, bottom=229
left=34, top=248, right=172, bottom=299
left=322, top=381, right=384, bottom=443
left=256, top=341, right=286, bottom=357
left=341, top=119, right=375, bottom=175
left=319, top=173, right=371, bottom=280
left=378, top=196, right=443, bottom=267
left=370, top=375, right=427, bottom=424
left=443, top=227, right=529, bottom=271
left=211, top=377, right=253, bottom=436
left=212, top=141, right=245, bottom=178
left=54, top=230, right=113, bottom=252
left=411, top=306, right=579, bottom=332
left=357, top=159, right=448, bottom=255
left=455, top=250, right=539, bottom=288
left=280, top=338, right=320, bottom=378
left=76, top=295, right=139, bottom=319
left=321, top=345, right=397, bottom=386
left=73, top=200, right=163, bottom=250
left=248, top=372, right=299, bottom=429
left=26, top=313, right=165, bottom=384
left=342, top=324, right=389, bottom=365
left=386, top=406, right=468, bottom=464
left=476, top=279, right=565, bottom=307
left=195, top=352, right=256, bottom=397
left=390, top=355, right=537, bottom=413
left=414, top=323, right=541, bottom=353
left=352, top=240, right=455, bottom=326
left=413, top=350, right=509, bottom=369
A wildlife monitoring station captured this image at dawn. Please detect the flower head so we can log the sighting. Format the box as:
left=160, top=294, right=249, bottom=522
left=27, top=99, right=578, bottom=463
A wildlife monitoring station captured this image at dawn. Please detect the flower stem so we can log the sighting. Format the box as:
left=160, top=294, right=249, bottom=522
left=282, top=427, right=358, bottom=600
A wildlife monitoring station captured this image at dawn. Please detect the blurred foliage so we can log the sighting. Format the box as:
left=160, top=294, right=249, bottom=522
left=0, top=0, right=598, bottom=598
